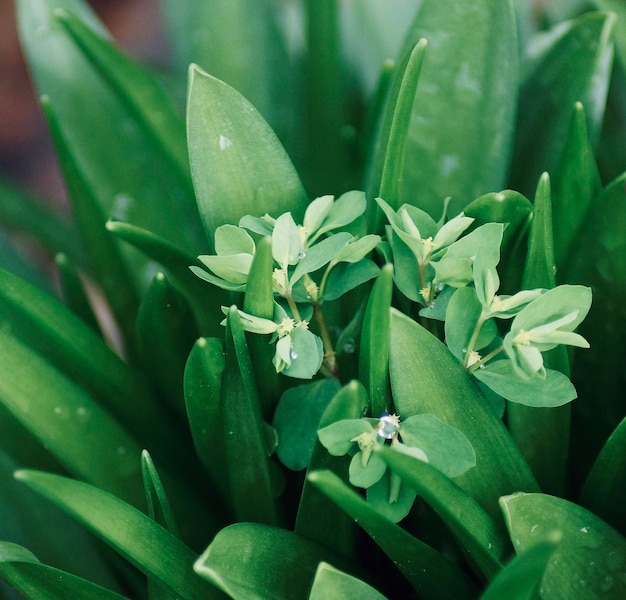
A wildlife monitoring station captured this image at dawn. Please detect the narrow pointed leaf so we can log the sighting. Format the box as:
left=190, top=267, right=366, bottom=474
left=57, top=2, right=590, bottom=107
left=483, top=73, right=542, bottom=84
left=14, top=471, right=223, bottom=600
left=398, top=0, right=518, bottom=216
left=308, top=470, right=478, bottom=600
left=389, top=309, right=538, bottom=520
left=141, top=450, right=180, bottom=538
left=359, top=264, right=394, bottom=416
left=367, top=39, right=427, bottom=229
left=500, top=492, right=626, bottom=599
left=187, top=64, right=308, bottom=243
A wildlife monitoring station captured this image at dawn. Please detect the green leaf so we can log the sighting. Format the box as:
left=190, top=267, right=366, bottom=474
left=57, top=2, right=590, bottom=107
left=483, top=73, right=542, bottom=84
left=273, top=378, right=341, bottom=471
left=389, top=309, right=538, bottom=520
left=360, top=264, right=394, bottom=416
left=474, top=360, right=576, bottom=407
left=0, top=177, right=84, bottom=265
left=366, top=38, right=427, bottom=228
left=313, top=191, right=368, bottom=241
left=318, top=419, right=374, bottom=457
left=187, top=64, right=308, bottom=243
left=292, top=233, right=353, bottom=283
left=183, top=337, right=230, bottom=507
left=332, top=235, right=381, bottom=264
left=0, top=541, right=130, bottom=600
left=398, top=0, right=519, bottom=216
left=224, top=307, right=278, bottom=524
left=377, top=446, right=505, bottom=581
left=106, top=220, right=230, bottom=337
left=55, top=252, right=101, bottom=334
left=551, top=102, right=601, bottom=271
left=194, top=523, right=351, bottom=600
left=308, top=470, right=479, bottom=600
left=500, top=492, right=626, bottom=599
left=53, top=7, right=191, bottom=191
left=278, top=326, right=325, bottom=380
left=17, top=0, right=205, bottom=254
left=510, top=11, right=615, bottom=196
left=580, top=414, right=626, bottom=536
left=295, top=381, right=368, bottom=557
left=399, top=414, right=476, bottom=478
left=479, top=533, right=561, bottom=600
left=136, top=272, right=199, bottom=417
left=320, top=260, right=380, bottom=302
left=309, top=562, right=388, bottom=600
left=0, top=327, right=144, bottom=506
left=141, top=450, right=180, bottom=539
left=14, top=470, right=223, bottom=600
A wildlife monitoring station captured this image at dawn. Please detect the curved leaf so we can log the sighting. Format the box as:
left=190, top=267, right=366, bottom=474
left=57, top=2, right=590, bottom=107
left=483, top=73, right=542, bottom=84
left=308, top=469, right=478, bottom=600
left=309, top=562, right=388, bottom=600
left=398, top=0, right=518, bottom=216
left=500, top=492, right=626, bottom=599
left=187, top=64, right=308, bottom=244
left=14, top=470, right=223, bottom=600
left=389, top=309, right=538, bottom=520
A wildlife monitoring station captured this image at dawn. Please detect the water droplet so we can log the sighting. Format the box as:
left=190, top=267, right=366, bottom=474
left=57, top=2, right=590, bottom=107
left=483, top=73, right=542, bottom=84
left=580, top=526, right=590, bottom=533
left=342, top=339, right=356, bottom=354
left=479, top=364, right=486, bottom=369
left=54, top=407, right=62, bottom=415
left=377, top=414, right=400, bottom=439
left=219, top=135, right=233, bottom=150
left=600, top=575, right=614, bottom=593
left=462, top=348, right=467, bottom=353
left=298, top=250, right=306, bottom=259
left=290, top=347, right=299, bottom=360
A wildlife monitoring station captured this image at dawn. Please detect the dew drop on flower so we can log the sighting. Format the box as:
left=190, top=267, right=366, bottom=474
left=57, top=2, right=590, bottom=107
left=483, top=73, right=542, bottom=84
left=377, top=414, right=400, bottom=439
left=462, top=348, right=467, bottom=353
left=298, top=250, right=306, bottom=259
left=290, top=346, right=299, bottom=360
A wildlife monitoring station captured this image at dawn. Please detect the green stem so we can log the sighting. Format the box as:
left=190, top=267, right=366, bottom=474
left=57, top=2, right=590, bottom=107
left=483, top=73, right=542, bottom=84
left=463, top=314, right=487, bottom=368
left=313, top=302, right=338, bottom=377
left=468, top=346, right=504, bottom=372
left=285, top=289, right=303, bottom=323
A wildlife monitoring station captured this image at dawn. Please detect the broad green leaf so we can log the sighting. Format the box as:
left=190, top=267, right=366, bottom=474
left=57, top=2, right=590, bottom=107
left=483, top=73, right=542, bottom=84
left=0, top=327, right=144, bottom=506
left=320, top=260, right=380, bottom=302
left=366, top=38, right=427, bottom=229
left=360, top=264, right=394, bottom=416
left=223, top=307, right=278, bottom=524
left=17, top=0, right=205, bottom=254
left=551, top=102, right=601, bottom=271
left=55, top=253, right=101, bottom=334
left=510, top=11, right=615, bottom=196
left=187, top=64, right=307, bottom=243
left=308, top=470, right=479, bottom=599
left=580, top=414, right=626, bottom=536
left=183, top=337, right=230, bottom=507
left=0, top=541, right=130, bottom=600
left=332, top=234, right=381, bottom=264
left=389, top=309, right=538, bottom=520
left=106, top=220, right=230, bottom=337
left=194, top=523, right=350, bottom=600
left=14, top=470, right=223, bottom=600
left=399, top=414, right=476, bottom=478
left=273, top=378, right=341, bottom=471
left=272, top=212, right=303, bottom=269
left=197, top=254, right=252, bottom=284
left=387, top=230, right=422, bottom=302
left=313, top=191, right=368, bottom=241
left=474, top=361, right=576, bottom=407
left=0, top=177, right=84, bottom=266
left=500, top=492, right=626, bottom=599
left=309, top=562, right=388, bottom=600
left=398, top=0, right=518, bottom=216
left=377, top=446, right=505, bottom=581
left=136, top=273, right=199, bottom=417
left=318, top=419, right=375, bottom=457
left=278, top=326, right=325, bottom=380
left=479, top=533, right=561, bottom=600
left=53, top=8, right=191, bottom=190
left=214, top=225, right=256, bottom=256
left=292, top=233, right=353, bottom=284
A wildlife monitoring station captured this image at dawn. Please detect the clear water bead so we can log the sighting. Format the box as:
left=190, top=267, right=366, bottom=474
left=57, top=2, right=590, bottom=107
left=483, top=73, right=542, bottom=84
left=290, top=347, right=299, bottom=360
left=298, top=250, right=307, bottom=259
left=377, top=414, right=400, bottom=439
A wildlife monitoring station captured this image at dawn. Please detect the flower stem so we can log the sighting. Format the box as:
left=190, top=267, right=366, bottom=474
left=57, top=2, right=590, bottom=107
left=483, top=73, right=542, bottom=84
left=468, top=345, right=504, bottom=372
left=313, top=302, right=338, bottom=377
